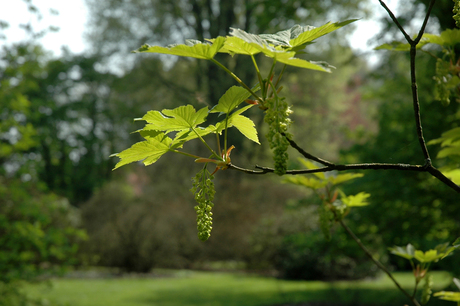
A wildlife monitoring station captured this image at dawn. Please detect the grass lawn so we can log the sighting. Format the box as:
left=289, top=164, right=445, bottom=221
left=25, top=270, right=454, bottom=306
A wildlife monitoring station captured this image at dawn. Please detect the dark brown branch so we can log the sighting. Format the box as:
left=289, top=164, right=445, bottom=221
left=281, top=132, right=334, bottom=167
left=427, top=166, right=460, bottom=193
left=228, top=162, right=425, bottom=175
left=378, top=1, right=411, bottom=42
left=414, top=0, right=436, bottom=44
left=229, top=161, right=460, bottom=193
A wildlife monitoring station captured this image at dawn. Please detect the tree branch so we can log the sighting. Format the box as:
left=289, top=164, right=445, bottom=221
left=281, top=132, right=334, bottom=167
left=378, top=1, right=411, bottom=43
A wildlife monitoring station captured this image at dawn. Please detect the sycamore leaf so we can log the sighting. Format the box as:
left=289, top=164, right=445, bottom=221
left=423, top=29, right=460, bottom=47
left=389, top=244, right=415, bottom=260
left=133, top=36, right=226, bottom=60
left=341, top=192, right=371, bottom=207
left=228, top=114, right=259, bottom=144
left=229, top=28, right=267, bottom=48
left=288, top=20, right=358, bottom=50
left=111, top=132, right=172, bottom=169
left=283, top=176, right=328, bottom=190
left=171, top=126, right=216, bottom=147
left=141, top=105, right=209, bottom=133
left=215, top=105, right=260, bottom=144
left=414, top=249, right=444, bottom=263
left=328, top=173, right=364, bottom=185
left=250, top=45, right=334, bottom=72
left=297, top=158, right=325, bottom=180
left=433, top=291, right=460, bottom=302
left=428, top=127, right=460, bottom=146
left=210, top=86, right=252, bottom=114
left=218, top=36, right=262, bottom=55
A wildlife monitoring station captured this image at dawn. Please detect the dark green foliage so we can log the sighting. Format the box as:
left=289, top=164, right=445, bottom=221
left=248, top=203, right=384, bottom=280
left=80, top=180, right=204, bottom=272
left=0, top=178, right=86, bottom=284
left=0, top=43, right=120, bottom=205
left=0, top=177, right=86, bottom=306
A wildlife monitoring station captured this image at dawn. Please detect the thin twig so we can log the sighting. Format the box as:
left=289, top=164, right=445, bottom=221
left=414, top=0, right=436, bottom=44
left=281, top=132, right=335, bottom=167
left=338, top=219, right=421, bottom=306
left=378, top=1, right=411, bottom=42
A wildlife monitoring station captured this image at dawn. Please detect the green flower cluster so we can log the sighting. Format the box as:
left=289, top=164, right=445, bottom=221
left=421, top=274, right=433, bottom=305
left=454, top=0, right=460, bottom=28
left=190, top=168, right=216, bottom=241
left=318, top=204, right=334, bottom=241
left=264, top=96, right=292, bottom=175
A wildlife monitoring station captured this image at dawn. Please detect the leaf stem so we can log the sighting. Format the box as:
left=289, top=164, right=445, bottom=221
left=211, top=58, right=264, bottom=104
left=250, top=54, right=264, bottom=93
left=191, top=127, right=221, bottom=160
left=171, top=150, right=202, bottom=159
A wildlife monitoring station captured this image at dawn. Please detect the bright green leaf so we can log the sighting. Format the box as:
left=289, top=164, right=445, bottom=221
left=414, top=249, right=444, bottom=263
left=210, top=86, right=252, bottom=114
left=389, top=244, right=415, bottom=260
left=423, top=29, right=460, bottom=47
left=433, top=291, right=460, bottom=302
left=218, top=36, right=262, bottom=55
left=133, top=36, right=226, bottom=60
left=171, top=126, right=216, bottom=148
left=341, top=192, right=371, bottom=207
left=214, top=105, right=260, bottom=144
left=297, top=158, right=325, bottom=180
left=288, top=20, right=358, bottom=49
left=111, top=132, right=172, bottom=169
left=141, top=105, right=209, bottom=133
left=328, top=173, right=364, bottom=185
left=283, top=176, right=328, bottom=190
left=228, top=114, right=259, bottom=144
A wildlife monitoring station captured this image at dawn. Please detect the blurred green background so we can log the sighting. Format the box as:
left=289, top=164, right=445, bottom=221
left=1, top=0, right=459, bottom=305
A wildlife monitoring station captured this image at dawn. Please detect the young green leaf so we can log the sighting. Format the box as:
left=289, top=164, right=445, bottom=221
left=283, top=176, right=328, bottom=190
left=297, top=158, right=326, bottom=180
left=111, top=132, right=173, bottom=169
left=141, top=105, right=209, bottom=133
left=227, top=114, right=260, bottom=144
left=341, top=192, right=371, bottom=207
left=288, top=20, right=358, bottom=49
left=328, top=173, right=364, bottom=185
left=389, top=244, right=415, bottom=260
left=414, top=249, right=444, bottom=263
left=210, top=86, right=252, bottom=114
left=218, top=36, right=262, bottom=55
left=433, top=291, right=460, bottom=302
left=133, top=36, right=226, bottom=60
left=215, top=105, right=260, bottom=144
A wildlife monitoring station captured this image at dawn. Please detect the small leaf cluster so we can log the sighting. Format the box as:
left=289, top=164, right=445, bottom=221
left=434, top=277, right=460, bottom=304
left=190, top=168, right=215, bottom=241
left=283, top=158, right=370, bottom=238
left=389, top=239, right=460, bottom=304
